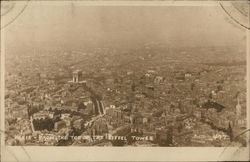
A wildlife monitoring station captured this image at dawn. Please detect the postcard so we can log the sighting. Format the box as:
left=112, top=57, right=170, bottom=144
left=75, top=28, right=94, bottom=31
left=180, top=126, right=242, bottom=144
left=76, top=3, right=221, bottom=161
left=1, top=0, right=249, bottom=161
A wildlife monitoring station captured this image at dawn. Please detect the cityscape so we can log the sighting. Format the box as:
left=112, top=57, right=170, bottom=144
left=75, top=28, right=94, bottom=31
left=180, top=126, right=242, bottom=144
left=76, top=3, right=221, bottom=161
left=3, top=5, right=247, bottom=147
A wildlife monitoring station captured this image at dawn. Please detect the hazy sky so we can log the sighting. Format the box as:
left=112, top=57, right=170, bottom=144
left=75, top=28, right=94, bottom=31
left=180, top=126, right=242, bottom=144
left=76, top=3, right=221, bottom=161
left=4, top=2, right=246, bottom=51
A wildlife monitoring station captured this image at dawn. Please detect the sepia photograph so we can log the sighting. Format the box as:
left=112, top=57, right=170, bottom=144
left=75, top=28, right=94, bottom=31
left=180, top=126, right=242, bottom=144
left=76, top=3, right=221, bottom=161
left=1, top=0, right=249, bottom=161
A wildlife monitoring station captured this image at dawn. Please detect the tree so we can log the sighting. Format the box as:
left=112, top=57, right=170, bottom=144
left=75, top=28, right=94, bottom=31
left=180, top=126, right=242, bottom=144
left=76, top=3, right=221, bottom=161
left=228, top=122, right=233, bottom=142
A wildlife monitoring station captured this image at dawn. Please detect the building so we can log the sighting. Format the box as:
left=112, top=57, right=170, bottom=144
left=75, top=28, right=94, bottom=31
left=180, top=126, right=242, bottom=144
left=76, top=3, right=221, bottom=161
left=73, top=119, right=84, bottom=130
left=185, top=72, right=192, bottom=78
left=154, top=76, right=165, bottom=84
left=106, top=106, right=123, bottom=120
left=33, top=111, right=53, bottom=120
left=175, top=73, right=185, bottom=81
left=72, top=70, right=83, bottom=83
left=54, top=121, right=66, bottom=131
left=61, top=113, right=71, bottom=120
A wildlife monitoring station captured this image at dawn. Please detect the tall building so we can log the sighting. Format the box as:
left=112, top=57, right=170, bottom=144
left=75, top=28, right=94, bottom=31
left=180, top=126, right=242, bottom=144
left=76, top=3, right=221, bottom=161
left=236, top=97, right=241, bottom=118
left=72, top=70, right=82, bottom=83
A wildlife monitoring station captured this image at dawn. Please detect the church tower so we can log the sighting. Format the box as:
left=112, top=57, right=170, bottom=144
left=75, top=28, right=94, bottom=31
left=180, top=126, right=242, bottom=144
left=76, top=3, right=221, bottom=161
left=236, top=97, right=242, bottom=118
